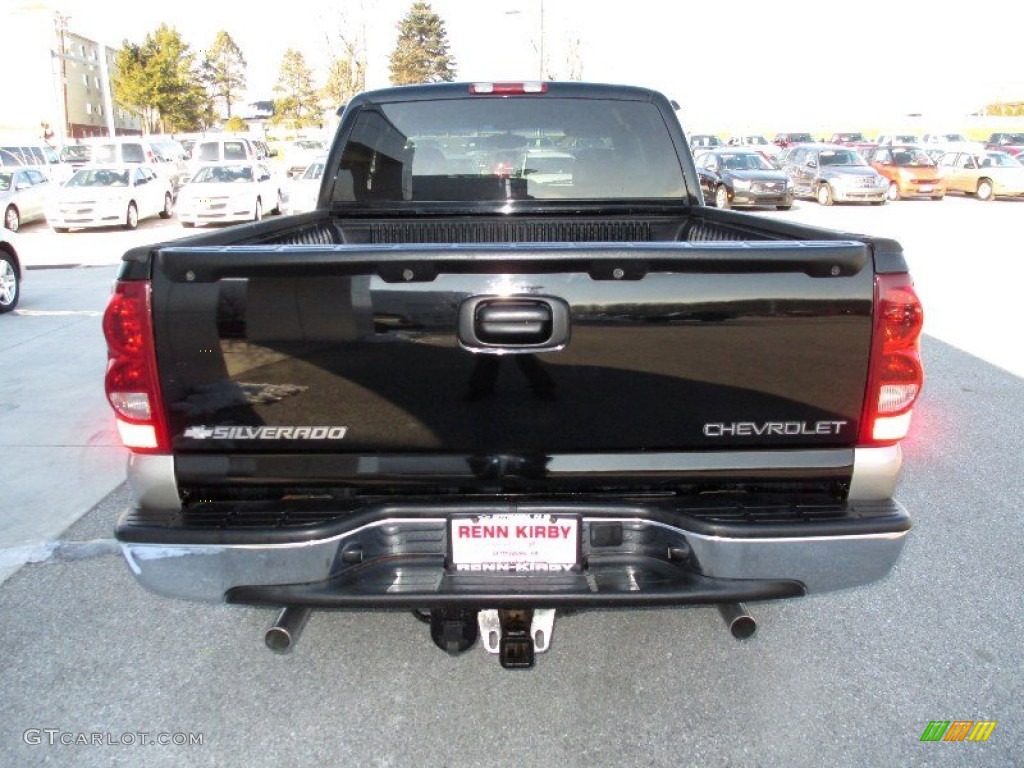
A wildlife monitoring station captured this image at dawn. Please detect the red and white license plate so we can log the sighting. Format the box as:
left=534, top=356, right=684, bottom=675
left=450, top=514, right=579, bottom=572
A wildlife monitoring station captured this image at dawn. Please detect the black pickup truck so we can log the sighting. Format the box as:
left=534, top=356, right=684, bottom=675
left=105, top=82, right=923, bottom=667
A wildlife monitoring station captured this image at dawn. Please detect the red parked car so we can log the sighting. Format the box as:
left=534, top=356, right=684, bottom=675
left=985, top=133, right=1024, bottom=157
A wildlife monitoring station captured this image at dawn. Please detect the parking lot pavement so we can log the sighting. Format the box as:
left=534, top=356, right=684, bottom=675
left=0, top=266, right=127, bottom=585
left=15, top=218, right=186, bottom=269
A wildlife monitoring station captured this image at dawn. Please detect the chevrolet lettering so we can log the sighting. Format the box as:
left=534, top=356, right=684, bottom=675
left=703, top=421, right=849, bottom=437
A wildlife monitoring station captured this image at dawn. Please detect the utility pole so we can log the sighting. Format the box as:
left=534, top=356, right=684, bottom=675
left=506, top=0, right=546, bottom=80
left=54, top=11, right=70, bottom=141
left=538, top=0, right=545, bottom=81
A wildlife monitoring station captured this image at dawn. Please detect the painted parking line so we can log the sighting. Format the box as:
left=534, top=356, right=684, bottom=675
left=11, top=310, right=102, bottom=317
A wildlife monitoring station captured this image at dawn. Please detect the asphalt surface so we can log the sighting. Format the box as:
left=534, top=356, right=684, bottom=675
left=1, top=199, right=1022, bottom=766
left=0, top=264, right=125, bottom=584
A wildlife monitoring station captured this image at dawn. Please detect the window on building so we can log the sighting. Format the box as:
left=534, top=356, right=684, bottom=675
left=86, top=104, right=93, bottom=115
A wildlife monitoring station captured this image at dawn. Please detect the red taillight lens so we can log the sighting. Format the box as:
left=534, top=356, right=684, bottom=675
left=860, top=273, right=924, bottom=445
left=103, top=280, right=168, bottom=452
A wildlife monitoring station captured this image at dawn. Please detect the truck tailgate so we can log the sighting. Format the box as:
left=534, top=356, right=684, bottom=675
left=150, top=241, right=873, bottom=469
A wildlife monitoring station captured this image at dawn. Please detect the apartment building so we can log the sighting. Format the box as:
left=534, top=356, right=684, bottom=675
left=4, top=6, right=141, bottom=142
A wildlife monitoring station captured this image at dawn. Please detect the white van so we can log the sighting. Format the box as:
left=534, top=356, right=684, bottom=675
left=83, top=137, right=190, bottom=192
left=0, top=138, right=74, bottom=183
left=190, top=136, right=264, bottom=165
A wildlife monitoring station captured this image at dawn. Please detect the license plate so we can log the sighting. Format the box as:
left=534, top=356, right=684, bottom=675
left=919, top=185, right=933, bottom=192
left=450, top=514, right=579, bottom=572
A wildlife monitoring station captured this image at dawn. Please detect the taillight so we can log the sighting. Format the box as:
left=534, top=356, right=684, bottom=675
left=103, top=280, right=168, bottom=452
left=469, top=82, right=548, bottom=95
left=860, top=273, right=924, bottom=445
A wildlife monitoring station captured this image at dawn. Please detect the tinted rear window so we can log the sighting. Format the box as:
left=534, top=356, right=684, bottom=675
left=122, top=144, right=145, bottom=162
left=196, top=143, right=220, bottom=161
left=223, top=141, right=247, bottom=160
left=332, top=97, right=686, bottom=203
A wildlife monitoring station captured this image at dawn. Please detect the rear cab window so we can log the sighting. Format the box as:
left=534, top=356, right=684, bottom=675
left=122, top=144, right=145, bottom=163
left=331, top=95, right=686, bottom=203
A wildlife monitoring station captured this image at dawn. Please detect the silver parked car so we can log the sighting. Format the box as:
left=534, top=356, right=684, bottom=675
left=1, top=166, right=52, bottom=231
left=780, top=143, right=888, bottom=205
left=0, top=226, right=23, bottom=313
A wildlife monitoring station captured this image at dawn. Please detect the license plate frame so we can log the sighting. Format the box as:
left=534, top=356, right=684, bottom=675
left=449, top=513, right=581, bottom=573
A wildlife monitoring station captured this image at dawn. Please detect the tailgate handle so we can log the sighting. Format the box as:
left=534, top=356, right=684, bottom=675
left=460, top=297, right=570, bottom=351
left=477, top=301, right=551, bottom=344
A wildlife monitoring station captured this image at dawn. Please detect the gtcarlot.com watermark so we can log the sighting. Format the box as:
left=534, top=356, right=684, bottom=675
left=24, top=729, right=204, bottom=747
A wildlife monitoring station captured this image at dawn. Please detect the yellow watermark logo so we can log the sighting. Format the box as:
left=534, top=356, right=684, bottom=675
left=920, top=721, right=997, bottom=742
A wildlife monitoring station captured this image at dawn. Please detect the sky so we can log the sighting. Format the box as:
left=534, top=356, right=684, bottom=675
left=10, top=0, right=1024, bottom=133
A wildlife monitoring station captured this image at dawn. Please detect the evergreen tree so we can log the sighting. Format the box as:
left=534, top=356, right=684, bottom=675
left=202, top=30, right=247, bottom=119
left=272, top=49, right=321, bottom=129
left=112, top=24, right=211, bottom=133
left=223, top=116, right=248, bottom=132
left=388, top=2, right=456, bottom=85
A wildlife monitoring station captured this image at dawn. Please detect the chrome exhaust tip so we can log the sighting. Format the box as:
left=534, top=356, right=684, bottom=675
left=265, top=606, right=312, bottom=653
left=718, top=602, right=756, bottom=640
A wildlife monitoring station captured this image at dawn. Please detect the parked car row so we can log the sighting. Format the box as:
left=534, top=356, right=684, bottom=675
left=693, top=130, right=1017, bottom=156
left=1, top=156, right=286, bottom=234
left=697, top=139, right=1024, bottom=209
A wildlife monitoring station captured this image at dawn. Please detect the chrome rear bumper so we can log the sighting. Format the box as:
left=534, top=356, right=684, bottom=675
left=119, top=508, right=908, bottom=605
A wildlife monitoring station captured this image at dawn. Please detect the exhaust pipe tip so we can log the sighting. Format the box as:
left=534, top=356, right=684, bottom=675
left=265, top=606, right=312, bottom=653
left=718, top=602, right=757, bottom=640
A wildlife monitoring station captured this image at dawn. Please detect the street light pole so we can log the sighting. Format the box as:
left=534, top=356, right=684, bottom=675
left=54, top=12, right=70, bottom=141
left=505, top=0, right=546, bottom=80
left=538, top=0, right=545, bottom=81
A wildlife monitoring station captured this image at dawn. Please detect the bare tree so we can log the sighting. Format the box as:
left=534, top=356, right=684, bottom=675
left=322, top=1, right=367, bottom=108
left=565, top=35, right=584, bottom=81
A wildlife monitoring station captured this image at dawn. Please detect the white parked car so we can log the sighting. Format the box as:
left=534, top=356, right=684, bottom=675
left=175, top=162, right=282, bottom=227
left=283, top=139, right=327, bottom=177
left=285, top=154, right=326, bottom=214
left=81, top=137, right=190, bottom=194
left=47, top=165, right=173, bottom=232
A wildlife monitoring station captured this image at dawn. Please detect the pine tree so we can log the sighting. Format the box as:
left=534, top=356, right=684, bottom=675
left=272, top=49, right=321, bottom=129
left=388, top=2, right=456, bottom=86
left=202, top=30, right=247, bottom=119
left=112, top=24, right=212, bottom=133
